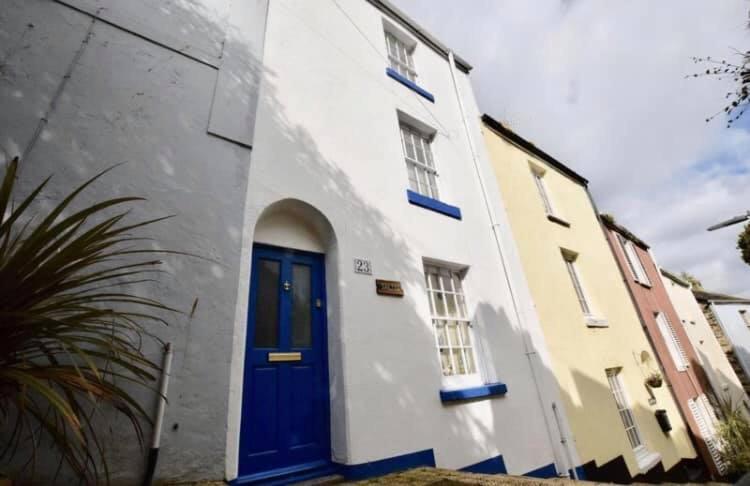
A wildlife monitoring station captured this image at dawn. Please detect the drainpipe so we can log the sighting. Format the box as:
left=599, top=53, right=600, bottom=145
left=142, top=342, right=173, bottom=486
left=446, top=51, right=576, bottom=479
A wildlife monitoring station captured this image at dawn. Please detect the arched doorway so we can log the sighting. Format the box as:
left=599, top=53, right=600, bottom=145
left=238, top=199, right=336, bottom=482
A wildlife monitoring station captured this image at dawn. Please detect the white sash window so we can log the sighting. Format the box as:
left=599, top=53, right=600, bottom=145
left=531, top=168, right=555, bottom=216
left=424, top=264, right=479, bottom=388
left=562, top=252, right=592, bottom=317
left=607, top=369, right=661, bottom=471
left=400, top=124, right=438, bottom=199
left=385, top=31, right=417, bottom=82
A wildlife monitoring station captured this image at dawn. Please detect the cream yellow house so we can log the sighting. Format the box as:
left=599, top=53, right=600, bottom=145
left=480, top=115, right=700, bottom=482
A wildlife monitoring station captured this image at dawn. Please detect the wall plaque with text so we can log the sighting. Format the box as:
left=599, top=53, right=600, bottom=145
left=376, top=279, right=404, bottom=297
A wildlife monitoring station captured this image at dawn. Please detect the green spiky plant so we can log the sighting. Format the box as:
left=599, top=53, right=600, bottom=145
left=717, top=397, right=750, bottom=479
left=0, top=157, right=181, bottom=484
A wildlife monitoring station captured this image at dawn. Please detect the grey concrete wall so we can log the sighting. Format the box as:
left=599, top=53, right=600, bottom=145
left=0, top=0, right=267, bottom=482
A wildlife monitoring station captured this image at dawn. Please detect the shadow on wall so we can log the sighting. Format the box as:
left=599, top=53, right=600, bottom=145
left=695, top=346, right=750, bottom=413
left=552, top=363, right=709, bottom=483
left=0, top=0, right=265, bottom=482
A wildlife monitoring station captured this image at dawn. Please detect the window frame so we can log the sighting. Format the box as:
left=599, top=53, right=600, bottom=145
left=384, top=30, right=417, bottom=82
left=561, top=251, right=592, bottom=317
left=530, top=166, right=556, bottom=217
left=399, top=122, right=439, bottom=200
left=606, top=368, right=645, bottom=450
left=617, top=234, right=651, bottom=286
left=423, top=263, right=481, bottom=390
left=655, top=311, right=689, bottom=371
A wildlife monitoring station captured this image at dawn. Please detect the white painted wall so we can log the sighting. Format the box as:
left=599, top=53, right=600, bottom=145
left=712, top=302, right=750, bottom=390
left=1, top=0, right=267, bottom=483
left=661, top=276, right=748, bottom=408
left=224, top=0, right=572, bottom=480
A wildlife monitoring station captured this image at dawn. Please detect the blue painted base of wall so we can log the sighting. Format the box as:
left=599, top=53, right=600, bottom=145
left=406, top=190, right=462, bottom=220
left=461, top=455, right=507, bottom=475
left=386, top=67, right=435, bottom=102
left=337, top=448, right=436, bottom=481
left=524, top=462, right=558, bottom=478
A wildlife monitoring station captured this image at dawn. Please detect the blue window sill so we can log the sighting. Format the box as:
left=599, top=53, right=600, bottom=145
left=440, top=382, right=508, bottom=403
left=407, top=190, right=461, bottom=220
left=386, top=68, right=435, bottom=102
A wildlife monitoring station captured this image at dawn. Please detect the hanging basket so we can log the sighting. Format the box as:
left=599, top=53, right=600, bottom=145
left=646, top=373, right=663, bottom=388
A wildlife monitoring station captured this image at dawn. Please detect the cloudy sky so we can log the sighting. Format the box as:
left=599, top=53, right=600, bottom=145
left=392, top=0, right=750, bottom=296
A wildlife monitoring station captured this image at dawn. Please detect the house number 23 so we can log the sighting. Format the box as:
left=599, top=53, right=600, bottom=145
left=353, top=258, right=372, bottom=275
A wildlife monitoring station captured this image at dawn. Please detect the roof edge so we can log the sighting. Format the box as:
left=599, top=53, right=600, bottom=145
left=660, top=268, right=690, bottom=288
left=481, top=113, right=589, bottom=186
left=693, top=289, right=750, bottom=305
left=366, top=0, right=472, bottom=73
left=600, top=214, right=651, bottom=250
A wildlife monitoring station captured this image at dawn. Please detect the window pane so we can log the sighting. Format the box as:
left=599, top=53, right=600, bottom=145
left=456, top=295, right=468, bottom=319
left=407, top=163, right=419, bottom=192
left=458, top=322, right=471, bottom=346
left=435, top=320, right=447, bottom=346
left=446, top=293, right=458, bottom=318
left=414, top=136, right=426, bottom=163
left=291, top=264, right=312, bottom=348
left=452, top=349, right=466, bottom=374
left=446, top=321, right=459, bottom=347
left=254, top=259, right=280, bottom=347
left=427, top=173, right=439, bottom=199
left=464, top=348, right=476, bottom=374
left=416, top=167, right=429, bottom=196
left=427, top=271, right=439, bottom=290
left=398, top=42, right=407, bottom=64
left=386, top=34, right=397, bottom=57
left=403, top=129, right=416, bottom=159
left=433, top=292, right=446, bottom=317
left=439, top=349, right=451, bottom=376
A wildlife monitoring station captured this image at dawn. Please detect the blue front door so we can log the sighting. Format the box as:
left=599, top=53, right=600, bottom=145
left=239, top=244, right=331, bottom=481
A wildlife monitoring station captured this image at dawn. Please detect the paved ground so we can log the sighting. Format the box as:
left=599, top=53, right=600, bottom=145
left=352, top=467, right=591, bottom=485
left=164, top=467, right=593, bottom=485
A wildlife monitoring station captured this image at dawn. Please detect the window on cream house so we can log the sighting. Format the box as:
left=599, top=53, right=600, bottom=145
left=617, top=234, right=651, bottom=285
left=655, top=311, right=689, bottom=371
left=606, top=368, right=644, bottom=450
left=530, top=166, right=555, bottom=216
left=424, top=264, right=480, bottom=387
left=606, top=368, right=659, bottom=470
left=562, top=251, right=591, bottom=316
left=400, top=123, right=439, bottom=199
left=385, top=30, right=416, bottom=82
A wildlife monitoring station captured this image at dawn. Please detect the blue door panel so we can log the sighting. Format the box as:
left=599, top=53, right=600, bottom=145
left=239, top=244, right=331, bottom=480
left=290, top=365, right=315, bottom=448
left=247, top=367, right=279, bottom=455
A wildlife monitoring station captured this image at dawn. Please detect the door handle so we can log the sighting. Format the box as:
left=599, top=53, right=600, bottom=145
left=268, top=352, right=302, bottom=362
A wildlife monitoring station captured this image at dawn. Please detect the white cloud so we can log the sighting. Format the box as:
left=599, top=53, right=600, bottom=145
left=393, top=0, right=750, bottom=296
